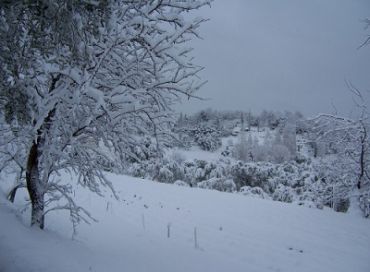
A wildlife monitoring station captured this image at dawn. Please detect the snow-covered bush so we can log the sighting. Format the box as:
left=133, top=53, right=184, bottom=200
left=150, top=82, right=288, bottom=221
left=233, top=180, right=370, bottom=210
left=123, top=141, right=363, bottom=215
left=197, top=178, right=236, bottom=192
left=129, top=159, right=160, bottom=180
left=239, top=186, right=271, bottom=200
left=126, top=137, right=159, bottom=163
left=128, top=163, right=144, bottom=178
left=221, top=146, right=233, bottom=157
left=179, top=126, right=222, bottom=151
left=230, top=161, right=275, bottom=190
left=359, top=192, right=370, bottom=217
left=157, top=166, right=175, bottom=183
left=156, top=160, right=185, bottom=183
left=195, top=132, right=222, bottom=151
left=272, top=184, right=295, bottom=203
left=307, top=157, right=355, bottom=212
left=174, top=159, right=231, bottom=187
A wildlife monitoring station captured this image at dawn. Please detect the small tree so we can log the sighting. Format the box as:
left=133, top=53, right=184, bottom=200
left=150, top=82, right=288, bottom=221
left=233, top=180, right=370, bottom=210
left=0, top=0, right=211, bottom=229
left=310, top=87, right=370, bottom=215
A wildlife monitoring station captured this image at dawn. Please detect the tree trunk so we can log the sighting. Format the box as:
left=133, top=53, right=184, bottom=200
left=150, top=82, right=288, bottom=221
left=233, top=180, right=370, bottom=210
left=357, top=124, right=367, bottom=190
left=24, top=74, right=60, bottom=229
left=26, top=141, right=45, bottom=229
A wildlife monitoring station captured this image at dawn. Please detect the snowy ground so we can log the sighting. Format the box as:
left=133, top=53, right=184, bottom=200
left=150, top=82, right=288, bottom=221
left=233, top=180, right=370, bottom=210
left=1, top=173, right=370, bottom=272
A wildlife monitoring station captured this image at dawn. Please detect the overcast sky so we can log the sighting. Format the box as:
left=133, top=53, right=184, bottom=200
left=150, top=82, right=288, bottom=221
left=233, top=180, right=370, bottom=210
left=178, top=0, right=370, bottom=117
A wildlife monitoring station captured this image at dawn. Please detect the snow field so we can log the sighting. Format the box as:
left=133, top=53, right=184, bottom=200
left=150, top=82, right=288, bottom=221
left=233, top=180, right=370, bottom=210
left=1, top=173, right=369, bottom=272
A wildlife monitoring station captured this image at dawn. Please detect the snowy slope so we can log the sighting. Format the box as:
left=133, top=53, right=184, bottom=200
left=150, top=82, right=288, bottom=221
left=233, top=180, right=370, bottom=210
left=1, top=173, right=370, bottom=272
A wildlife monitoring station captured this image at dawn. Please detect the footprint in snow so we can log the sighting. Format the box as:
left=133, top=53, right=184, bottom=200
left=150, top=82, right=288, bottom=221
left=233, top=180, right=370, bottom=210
left=288, top=247, right=304, bottom=253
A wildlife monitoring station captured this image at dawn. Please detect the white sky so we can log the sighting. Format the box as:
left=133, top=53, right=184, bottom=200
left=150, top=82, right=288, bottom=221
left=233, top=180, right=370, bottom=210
left=179, top=0, right=370, bottom=117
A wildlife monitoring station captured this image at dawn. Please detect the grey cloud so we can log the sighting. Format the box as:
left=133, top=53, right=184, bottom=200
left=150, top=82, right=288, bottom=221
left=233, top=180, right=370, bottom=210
left=179, top=0, right=370, bottom=117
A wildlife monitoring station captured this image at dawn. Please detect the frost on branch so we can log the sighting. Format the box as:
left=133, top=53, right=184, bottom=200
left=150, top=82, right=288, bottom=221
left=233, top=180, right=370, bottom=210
left=0, top=0, right=211, bottom=229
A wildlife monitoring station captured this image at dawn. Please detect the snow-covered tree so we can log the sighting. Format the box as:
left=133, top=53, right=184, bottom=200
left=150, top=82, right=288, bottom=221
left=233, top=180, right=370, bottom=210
left=233, top=113, right=251, bottom=161
left=0, top=0, right=211, bottom=229
left=310, top=87, right=370, bottom=215
left=280, top=112, right=297, bottom=156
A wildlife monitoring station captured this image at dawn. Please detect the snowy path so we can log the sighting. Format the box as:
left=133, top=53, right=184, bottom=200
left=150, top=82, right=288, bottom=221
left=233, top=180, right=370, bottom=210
left=1, top=173, right=370, bottom=272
